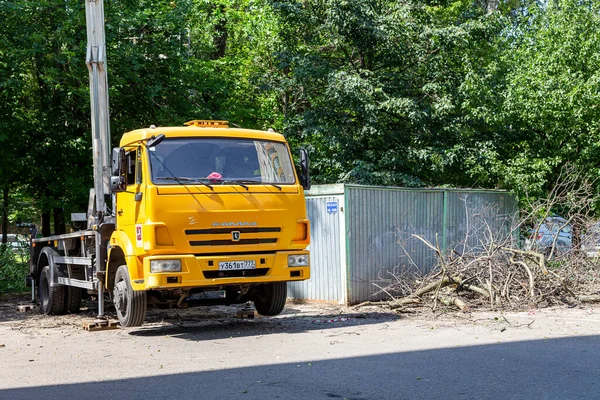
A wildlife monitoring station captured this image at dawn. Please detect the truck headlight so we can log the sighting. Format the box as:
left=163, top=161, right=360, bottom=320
left=288, top=255, right=309, bottom=267
left=150, top=260, right=182, bottom=273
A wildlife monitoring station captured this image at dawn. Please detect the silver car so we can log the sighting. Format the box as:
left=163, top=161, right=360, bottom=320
left=529, top=216, right=572, bottom=255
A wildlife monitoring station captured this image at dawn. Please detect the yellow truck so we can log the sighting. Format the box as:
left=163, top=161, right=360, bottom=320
left=29, top=120, right=311, bottom=327
left=26, top=0, right=310, bottom=327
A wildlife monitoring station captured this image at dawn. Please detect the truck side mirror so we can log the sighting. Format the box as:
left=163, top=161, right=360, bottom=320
left=111, top=147, right=121, bottom=176
left=299, top=148, right=311, bottom=190
left=110, top=148, right=127, bottom=192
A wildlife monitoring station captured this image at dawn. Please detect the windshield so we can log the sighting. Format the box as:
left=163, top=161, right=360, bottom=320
left=148, top=137, right=296, bottom=185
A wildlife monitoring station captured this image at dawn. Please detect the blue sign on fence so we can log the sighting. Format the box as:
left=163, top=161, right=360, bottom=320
left=326, top=201, right=338, bottom=214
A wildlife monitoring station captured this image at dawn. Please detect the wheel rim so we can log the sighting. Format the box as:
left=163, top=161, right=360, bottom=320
left=113, top=280, right=128, bottom=317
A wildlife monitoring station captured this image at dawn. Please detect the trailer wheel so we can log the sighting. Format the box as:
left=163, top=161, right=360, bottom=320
left=65, top=287, right=83, bottom=313
left=253, top=282, right=287, bottom=316
left=113, top=265, right=147, bottom=327
left=38, top=266, right=66, bottom=315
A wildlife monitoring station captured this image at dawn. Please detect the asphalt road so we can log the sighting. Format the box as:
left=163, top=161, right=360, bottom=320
left=0, top=301, right=599, bottom=400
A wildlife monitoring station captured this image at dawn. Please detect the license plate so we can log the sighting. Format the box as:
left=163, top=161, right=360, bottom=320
left=218, top=260, right=256, bottom=271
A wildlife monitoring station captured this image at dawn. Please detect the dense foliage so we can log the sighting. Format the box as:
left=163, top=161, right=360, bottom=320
left=1, top=0, right=599, bottom=236
left=0, top=247, right=29, bottom=292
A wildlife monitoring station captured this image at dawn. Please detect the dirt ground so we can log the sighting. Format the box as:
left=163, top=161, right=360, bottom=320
left=0, top=292, right=401, bottom=333
left=1, top=291, right=599, bottom=341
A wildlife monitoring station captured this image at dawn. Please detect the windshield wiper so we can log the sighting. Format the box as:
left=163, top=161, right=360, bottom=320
left=157, top=176, right=282, bottom=191
left=219, top=180, right=250, bottom=191
left=225, top=180, right=282, bottom=191
left=156, top=176, right=213, bottom=190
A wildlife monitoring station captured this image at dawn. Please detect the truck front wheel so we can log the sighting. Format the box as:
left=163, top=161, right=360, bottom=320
left=113, top=265, right=147, bottom=327
left=253, top=282, right=287, bottom=316
left=38, top=266, right=66, bottom=315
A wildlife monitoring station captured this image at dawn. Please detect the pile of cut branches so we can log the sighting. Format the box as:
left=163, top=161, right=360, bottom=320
left=375, top=165, right=600, bottom=312
left=383, top=235, right=600, bottom=313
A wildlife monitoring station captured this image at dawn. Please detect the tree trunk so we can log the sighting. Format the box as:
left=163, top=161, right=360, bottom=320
left=53, top=207, right=66, bottom=235
left=211, top=5, right=228, bottom=59
left=1, top=186, right=8, bottom=244
left=42, top=211, right=51, bottom=237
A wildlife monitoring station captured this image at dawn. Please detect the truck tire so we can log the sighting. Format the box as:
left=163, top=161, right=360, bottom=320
left=253, top=282, right=287, bottom=316
left=65, top=287, right=83, bottom=313
left=39, top=266, right=66, bottom=315
left=113, top=265, right=147, bottom=327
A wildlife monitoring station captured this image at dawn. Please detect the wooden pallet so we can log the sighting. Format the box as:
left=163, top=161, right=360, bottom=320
left=82, top=319, right=119, bottom=332
left=17, top=304, right=37, bottom=312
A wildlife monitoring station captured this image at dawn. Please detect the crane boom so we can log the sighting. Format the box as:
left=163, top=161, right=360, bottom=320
left=85, top=0, right=111, bottom=224
left=84, top=0, right=112, bottom=316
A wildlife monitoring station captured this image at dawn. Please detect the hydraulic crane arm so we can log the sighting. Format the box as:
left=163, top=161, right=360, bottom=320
left=84, top=0, right=112, bottom=317
left=85, top=0, right=111, bottom=224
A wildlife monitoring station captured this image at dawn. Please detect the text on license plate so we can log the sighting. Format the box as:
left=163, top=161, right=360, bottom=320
left=218, top=260, right=256, bottom=271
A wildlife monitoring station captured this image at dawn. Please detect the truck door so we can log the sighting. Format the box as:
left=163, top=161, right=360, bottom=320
left=116, top=146, right=146, bottom=249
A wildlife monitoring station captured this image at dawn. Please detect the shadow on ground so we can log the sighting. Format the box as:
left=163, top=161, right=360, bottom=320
left=1, top=334, right=599, bottom=400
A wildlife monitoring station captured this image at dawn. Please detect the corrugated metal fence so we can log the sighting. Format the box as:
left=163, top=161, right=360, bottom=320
left=289, top=184, right=517, bottom=304
left=288, top=194, right=345, bottom=303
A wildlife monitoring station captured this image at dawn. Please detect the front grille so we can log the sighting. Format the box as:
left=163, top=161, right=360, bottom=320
left=190, top=238, right=278, bottom=246
left=204, top=268, right=270, bottom=279
left=185, top=227, right=281, bottom=235
left=186, top=227, right=281, bottom=247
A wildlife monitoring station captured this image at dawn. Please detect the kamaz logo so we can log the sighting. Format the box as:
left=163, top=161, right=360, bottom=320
left=212, top=221, right=257, bottom=227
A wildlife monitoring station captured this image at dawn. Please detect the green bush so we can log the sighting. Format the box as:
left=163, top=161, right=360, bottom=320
left=0, top=246, right=29, bottom=292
